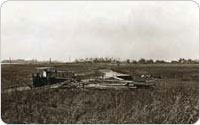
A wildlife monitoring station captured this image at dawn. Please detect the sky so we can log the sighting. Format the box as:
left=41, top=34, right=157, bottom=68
left=1, top=1, right=199, bottom=61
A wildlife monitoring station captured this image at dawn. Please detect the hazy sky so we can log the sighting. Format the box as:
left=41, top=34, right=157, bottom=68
left=1, top=1, right=199, bottom=61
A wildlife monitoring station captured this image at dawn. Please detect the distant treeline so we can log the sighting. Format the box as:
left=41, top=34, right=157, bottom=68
left=1, top=59, right=62, bottom=64
left=75, top=57, right=199, bottom=64
left=1, top=58, right=199, bottom=64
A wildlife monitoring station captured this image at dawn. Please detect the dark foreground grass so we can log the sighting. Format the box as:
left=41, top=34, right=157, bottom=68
left=1, top=63, right=199, bottom=123
left=2, top=85, right=198, bottom=124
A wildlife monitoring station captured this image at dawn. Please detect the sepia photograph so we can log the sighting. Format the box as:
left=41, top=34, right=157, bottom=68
left=1, top=1, right=199, bottom=124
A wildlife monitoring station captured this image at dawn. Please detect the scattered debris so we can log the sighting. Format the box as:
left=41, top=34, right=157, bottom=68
left=79, top=69, right=157, bottom=90
left=30, top=68, right=158, bottom=90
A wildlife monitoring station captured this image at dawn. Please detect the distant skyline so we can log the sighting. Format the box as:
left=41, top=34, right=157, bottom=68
left=1, top=1, right=199, bottom=61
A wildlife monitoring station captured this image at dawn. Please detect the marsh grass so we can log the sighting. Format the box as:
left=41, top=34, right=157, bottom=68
left=1, top=63, right=199, bottom=123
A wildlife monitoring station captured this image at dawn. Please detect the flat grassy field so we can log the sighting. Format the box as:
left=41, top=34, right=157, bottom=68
left=1, top=63, right=199, bottom=123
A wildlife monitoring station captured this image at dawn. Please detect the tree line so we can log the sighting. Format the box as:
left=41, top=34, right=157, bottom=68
left=75, top=57, right=199, bottom=64
left=1, top=57, right=199, bottom=64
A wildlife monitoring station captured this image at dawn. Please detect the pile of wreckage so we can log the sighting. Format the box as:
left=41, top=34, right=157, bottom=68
left=32, top=67, right=160, bottom=90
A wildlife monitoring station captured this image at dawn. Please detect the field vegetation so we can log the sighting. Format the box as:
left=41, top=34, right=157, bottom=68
left=1, top=63, right=199, bottom=123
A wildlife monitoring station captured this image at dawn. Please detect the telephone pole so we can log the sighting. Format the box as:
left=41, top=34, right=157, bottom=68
left=49, top=58, right=51, bottom=64
left=9, top=57, right=11, bottom=63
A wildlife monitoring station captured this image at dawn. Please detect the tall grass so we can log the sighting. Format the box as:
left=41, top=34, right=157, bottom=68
left=2, top=83, right=198, bottom=124
left=1, top=64, right=199, bottom=123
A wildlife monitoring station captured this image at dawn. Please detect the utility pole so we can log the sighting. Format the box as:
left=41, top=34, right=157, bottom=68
left=49, top=58, right=51, bottom=64
left=9, top=57, right=11, bottom=63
